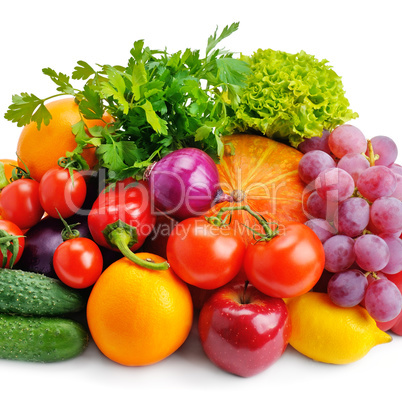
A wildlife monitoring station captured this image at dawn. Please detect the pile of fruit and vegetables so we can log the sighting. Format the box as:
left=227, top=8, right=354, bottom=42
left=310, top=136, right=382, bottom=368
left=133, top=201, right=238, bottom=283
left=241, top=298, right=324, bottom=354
left=1, top=22, right=402, bottom=377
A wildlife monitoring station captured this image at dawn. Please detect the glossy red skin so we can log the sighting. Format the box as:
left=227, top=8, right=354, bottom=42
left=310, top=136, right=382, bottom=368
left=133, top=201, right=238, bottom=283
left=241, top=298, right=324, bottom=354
left=39, top=168, right=87, bottom=219
left=379, top=271, right=402, bottom=334
left=0, top=179, right=44, bottom=229
left=166, top=217, right=246, bottom=289
left=244, top=222, right=325, bottom=298
left=198, top=282, right=291, bottom=377
left=0, top=220, right=25, bottom=267
left=189, top=271, right=249, bottom=311
left=140, top=210, right=178, bottom=259
left=88, top=180, right=155, bottom=252
left=53, top=237, right=103, bottom=289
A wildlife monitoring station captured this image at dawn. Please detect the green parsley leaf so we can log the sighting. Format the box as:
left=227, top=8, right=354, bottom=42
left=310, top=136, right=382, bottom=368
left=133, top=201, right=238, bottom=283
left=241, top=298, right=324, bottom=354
left=4, top=93, right=52, bottom=129
left=79, top=85, right=104, bottom=120
left=131, top=62, right=148, bottom=101
left=206, top=22, right=240, bottom=57
left=5, top=23, right=250, bottom=181
left=100, top=66, right=129, bottom=114
left=42, top=68, right=76, bottom=95
left=72, top=60, right=96, bottom=80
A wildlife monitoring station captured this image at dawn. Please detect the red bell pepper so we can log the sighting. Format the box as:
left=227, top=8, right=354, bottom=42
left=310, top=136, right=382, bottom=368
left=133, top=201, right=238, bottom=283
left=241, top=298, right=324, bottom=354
left=88, top=179, right=168, bottom=270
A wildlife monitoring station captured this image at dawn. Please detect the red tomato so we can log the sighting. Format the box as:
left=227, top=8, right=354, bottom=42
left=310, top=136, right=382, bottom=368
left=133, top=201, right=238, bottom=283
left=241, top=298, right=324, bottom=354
left=53, top=237, right=103, bottom=288
left=244, top=222, right=325, bottom=298
left=0, top=219, right=25, bottom=268
left=166, top=217, right=246, bottom=289
left=39, top=168, right=87, bottom=219
left=0, top=179, right=44, bottom=229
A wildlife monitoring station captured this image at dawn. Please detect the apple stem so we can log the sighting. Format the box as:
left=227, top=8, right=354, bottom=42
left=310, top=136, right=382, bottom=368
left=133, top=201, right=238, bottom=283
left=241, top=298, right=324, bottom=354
left=207, top=204, right=278, bottom=241
left=240, top=280, right=250, bottom=304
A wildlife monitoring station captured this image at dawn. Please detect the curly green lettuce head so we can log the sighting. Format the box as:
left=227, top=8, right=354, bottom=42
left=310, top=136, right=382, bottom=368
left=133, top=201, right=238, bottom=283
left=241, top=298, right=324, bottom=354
left=229, top=49, right=358, bottom=147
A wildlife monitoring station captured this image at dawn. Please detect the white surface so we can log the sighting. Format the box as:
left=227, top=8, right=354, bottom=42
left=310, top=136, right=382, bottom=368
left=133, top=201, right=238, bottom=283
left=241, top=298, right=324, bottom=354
left=1, top=0, right=402, bottom=400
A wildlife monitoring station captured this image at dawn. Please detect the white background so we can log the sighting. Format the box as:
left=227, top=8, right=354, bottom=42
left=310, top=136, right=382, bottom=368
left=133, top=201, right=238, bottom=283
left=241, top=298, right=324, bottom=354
left=1, top=0, right=402, bottom=400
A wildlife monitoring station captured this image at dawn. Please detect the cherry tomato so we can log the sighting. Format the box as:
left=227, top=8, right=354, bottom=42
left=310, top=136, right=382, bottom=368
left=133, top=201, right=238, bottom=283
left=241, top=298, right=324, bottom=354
left=53, top=237, right=103, bottom=288
left=0, top=219, right=25, bottom=268
left=39, top=168, right=87, bottom=219
left=0, top=179, right=44, bottom=229
left=166, top=217, right=246, bottom=289
left=244, top=222, right=325, bottom=298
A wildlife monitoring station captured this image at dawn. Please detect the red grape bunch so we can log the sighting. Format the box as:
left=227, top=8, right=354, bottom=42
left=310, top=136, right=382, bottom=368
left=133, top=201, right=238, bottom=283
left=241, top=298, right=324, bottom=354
left=298, top=125, right=402, bottom=324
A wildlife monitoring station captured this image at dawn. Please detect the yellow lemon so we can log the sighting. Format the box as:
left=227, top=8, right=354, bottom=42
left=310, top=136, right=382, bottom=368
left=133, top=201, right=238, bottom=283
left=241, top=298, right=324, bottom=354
left=286, top=292, right=392, bottom=364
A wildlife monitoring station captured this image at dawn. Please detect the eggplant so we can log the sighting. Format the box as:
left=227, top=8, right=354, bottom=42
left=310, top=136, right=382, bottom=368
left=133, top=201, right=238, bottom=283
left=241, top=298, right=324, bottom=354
left=16, top=214, right=120, bottom=278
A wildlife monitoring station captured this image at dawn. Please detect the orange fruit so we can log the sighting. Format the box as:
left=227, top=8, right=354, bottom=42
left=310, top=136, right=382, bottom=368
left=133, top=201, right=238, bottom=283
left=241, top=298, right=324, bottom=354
left=16, top=97, right=113, bottom=181
left=86, top=253, right=193, bottom=366
left=0, top=159, right=18, bottom=182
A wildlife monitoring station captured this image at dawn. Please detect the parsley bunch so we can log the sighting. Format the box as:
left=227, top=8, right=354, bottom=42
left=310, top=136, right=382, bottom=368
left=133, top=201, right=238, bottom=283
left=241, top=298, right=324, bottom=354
left=5, top=23, right=250, bottom=180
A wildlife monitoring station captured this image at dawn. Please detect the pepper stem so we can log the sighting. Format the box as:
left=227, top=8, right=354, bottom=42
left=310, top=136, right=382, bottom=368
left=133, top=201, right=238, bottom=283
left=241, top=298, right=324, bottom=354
left=108, top=227, right=169, bottom=270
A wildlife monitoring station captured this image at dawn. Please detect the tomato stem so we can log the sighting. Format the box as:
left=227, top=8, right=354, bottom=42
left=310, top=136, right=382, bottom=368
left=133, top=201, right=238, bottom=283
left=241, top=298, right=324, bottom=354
left=56, top=210, right=81, bottom=241
left=0, top=229, right=24, bottom=268
left=108, top=227, right=169, bottom=270
left=213, top=204, right=278, bottom=240
left=0, top=162, right=9, bottom=190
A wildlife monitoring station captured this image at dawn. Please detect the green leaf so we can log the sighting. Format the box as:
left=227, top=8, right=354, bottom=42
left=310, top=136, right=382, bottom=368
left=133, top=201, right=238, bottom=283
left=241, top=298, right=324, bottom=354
left=140, top=100, right=168, bottom=135
left=100, top=66, right=129, bottom=113
left=71, top=120, right=89, bottom=144
left=229, top=48, right=358, bottom=146
left=4, top=93, right=52, bottom=129
left=194, top=125, right=212, bottom=141
left=97, top=142, right=127, bottom=172
left=206, top=22, right=239, bottom=57
left=130, top=40, right=145, bottom=61
left=72, top=60, right=96, bottom=80
left=42, top=68, right=76, bottom=95
left=216, top=58, right=250, bottom=87
left=131, top=62, right=148, bottom=101
left=88, top=125, right=104, bottom=137
left=79, top=85, right=104, bottom=119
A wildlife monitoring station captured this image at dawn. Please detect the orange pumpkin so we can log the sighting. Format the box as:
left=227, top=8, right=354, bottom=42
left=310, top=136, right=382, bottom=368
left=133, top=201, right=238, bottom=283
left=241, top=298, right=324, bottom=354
left=207, top=134, right=307, bottom=243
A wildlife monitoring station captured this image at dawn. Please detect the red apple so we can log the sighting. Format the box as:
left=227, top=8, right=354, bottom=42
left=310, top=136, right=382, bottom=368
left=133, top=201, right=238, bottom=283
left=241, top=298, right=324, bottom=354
left=198, top=281, right=291, bottom=377
left=383, top=271, right=402, bottom=335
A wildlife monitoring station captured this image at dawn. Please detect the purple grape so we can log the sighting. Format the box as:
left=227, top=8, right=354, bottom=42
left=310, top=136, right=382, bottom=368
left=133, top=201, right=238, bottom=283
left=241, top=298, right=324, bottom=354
left=356, top=165, right=397, bottom=202
left=333, top=197, right=370, bottom=238
left=327, top=269, right=368, bottom=307
left=297, top=130, right=332, bottom=154
left=391, top=173, right=402, bottom=201
left=315, top=168, right=355, bottom=203
left=337, top=153, right=370, bottom=183
left=298, top=150, right=336, bottom=184
left=379, top=234, right=402, bottom=274
left=354, top=234, right=390, bottom=272
left=368, top=136, right=398, bottom=167
left=328, top=125, right=367, bottom=158
left=370, top=197, right=402, bottom=234
left=323, top=235, right=355, bottom=273
left=304, top=218, right=336, bottom=243
left=364, top=278, right=402, bottom=322
left=305, top=190, right=337, bottom=221
left=390, top=163, right=402, bottom=176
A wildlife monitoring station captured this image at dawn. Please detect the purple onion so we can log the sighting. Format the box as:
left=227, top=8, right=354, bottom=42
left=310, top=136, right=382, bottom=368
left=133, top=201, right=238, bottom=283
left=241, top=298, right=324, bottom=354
left=145, top=148, right=231, bottom=221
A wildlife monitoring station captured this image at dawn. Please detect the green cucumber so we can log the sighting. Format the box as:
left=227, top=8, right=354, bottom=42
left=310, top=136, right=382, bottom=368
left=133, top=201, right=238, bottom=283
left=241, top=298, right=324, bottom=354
left=0, top=313, right=88, bottom=362
left=0, top=269, right=84, bottom=316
